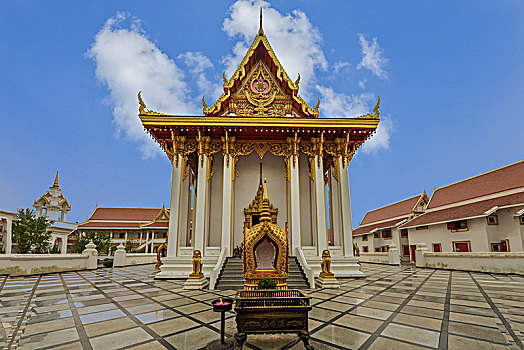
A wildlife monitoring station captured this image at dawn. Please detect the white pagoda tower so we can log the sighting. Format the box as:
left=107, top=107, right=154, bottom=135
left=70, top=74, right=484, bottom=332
left=33, top=171, right=77, bottom=254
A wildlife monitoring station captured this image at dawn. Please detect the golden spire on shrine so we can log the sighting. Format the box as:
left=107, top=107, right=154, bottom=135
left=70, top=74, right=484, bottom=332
left=260, top=178, right=271, bottom=222
left=52, top=171, right=60, bottom=188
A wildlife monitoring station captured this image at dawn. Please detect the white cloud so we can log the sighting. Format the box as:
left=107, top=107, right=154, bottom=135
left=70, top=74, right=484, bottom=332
left=357, top=34, right=388, bottom=79
left=333, top=61, right=351, bottom=75
left=316, top=85, right=374, bottom=117
left=222, top=0, right=327, bottom=99
left=178, top=51, right=221, bottom=102
left=87, top=12, right=197, bottom=157
left=358, top=79, right=366, bottom=89
left=361, top=114, right=393, bottom=154
left=316, top=85, right=392, bottom=153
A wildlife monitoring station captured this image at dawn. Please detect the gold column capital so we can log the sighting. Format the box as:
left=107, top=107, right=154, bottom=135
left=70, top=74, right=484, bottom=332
left=221, top=132, right=236, bottom=168
left=286, top=132, right=300, bottom=169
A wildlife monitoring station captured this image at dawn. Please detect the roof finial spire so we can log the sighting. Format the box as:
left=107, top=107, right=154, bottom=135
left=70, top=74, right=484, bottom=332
left=259, top=162, right=263, bottom=185
left=260, top=178, right=272, bottom=223
left=52, top=170, right=59, bottom=188
left=258, top=6, right=264, bottom=36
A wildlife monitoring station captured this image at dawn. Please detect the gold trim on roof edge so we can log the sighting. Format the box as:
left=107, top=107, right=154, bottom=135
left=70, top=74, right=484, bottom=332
left=203, top=28, right=317, bottom=117
left=139, top=115, right=379, bottom=128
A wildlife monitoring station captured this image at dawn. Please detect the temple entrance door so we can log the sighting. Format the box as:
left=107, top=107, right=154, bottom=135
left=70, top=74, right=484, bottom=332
left=410, top=245, right=416, bottom=262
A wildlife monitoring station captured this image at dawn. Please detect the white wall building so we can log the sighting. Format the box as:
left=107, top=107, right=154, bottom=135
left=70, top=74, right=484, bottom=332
left=400, top=160, right=524, bottom=258
left=77, top=206, right=170, bottom=253
left=352, top=192, right=429, bottom=262
left=0, top=210, right=17, bottom=254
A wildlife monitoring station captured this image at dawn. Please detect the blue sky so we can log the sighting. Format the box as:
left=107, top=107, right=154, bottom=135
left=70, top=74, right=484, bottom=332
left=1, top=1, right=523, bottom=226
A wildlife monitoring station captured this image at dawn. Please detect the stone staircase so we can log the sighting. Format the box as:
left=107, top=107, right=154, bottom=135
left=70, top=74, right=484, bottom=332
left=215, top=256, right=310, bottom=290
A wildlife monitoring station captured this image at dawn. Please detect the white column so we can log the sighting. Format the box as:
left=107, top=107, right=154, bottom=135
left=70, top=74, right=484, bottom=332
left=330, top=172, right=342, bottom=247
left=61, top=235, right=68, bottom=254
left=289, top=155, right=302, bottom=254
left=220, top=152, right=234, bottom=255
left=178, top=175, right=190, bottom=249
left=337, top=155, right=354, bottom=257
left=5, top=218, right=12, bottom=254
left=193, top=153, right=209, bottom=256
left=313, top=154, right=328, bottom=255
left=166, top=153, right=184, bottom=257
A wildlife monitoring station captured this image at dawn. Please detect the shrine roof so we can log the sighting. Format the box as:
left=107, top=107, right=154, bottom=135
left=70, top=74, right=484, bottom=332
left=203, top=9, right=317, bottom=118
left=137, top=9, right=380, bottom=159
left=426, top=160, right=524, bottom=210
left=399, top=191, right=524, bottom=229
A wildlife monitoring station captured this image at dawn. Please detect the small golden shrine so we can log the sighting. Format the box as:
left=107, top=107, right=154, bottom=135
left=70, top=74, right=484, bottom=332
left=243, top=179, right=288, bottom=290
left=244, top=164, right=278, bottom=229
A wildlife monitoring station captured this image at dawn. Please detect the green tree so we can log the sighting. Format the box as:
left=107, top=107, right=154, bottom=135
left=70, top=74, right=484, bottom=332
left=124, top=239, right=140, bottom=253
left=71, top=231, right=111, bottom=255
left=12, top=208, right=53, bottom=254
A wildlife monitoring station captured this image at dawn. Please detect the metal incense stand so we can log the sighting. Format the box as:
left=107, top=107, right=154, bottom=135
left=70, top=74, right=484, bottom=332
left=206, top=298, right=235, bottom=349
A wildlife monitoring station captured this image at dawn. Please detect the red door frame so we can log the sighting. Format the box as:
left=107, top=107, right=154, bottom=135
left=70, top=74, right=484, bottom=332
left=410, top=245, right=417, bottom=262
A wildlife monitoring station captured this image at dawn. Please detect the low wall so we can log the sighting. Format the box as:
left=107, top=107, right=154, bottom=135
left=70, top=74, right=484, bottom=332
left=359, top=252, right=389, bottom=264
left=422, top=252, right=524, bottom=274
left=0, top=254, right=90, bottom=276
left=125, top=253, right=157, bottom=266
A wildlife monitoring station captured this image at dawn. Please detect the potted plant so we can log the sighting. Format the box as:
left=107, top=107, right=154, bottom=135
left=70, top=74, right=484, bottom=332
left=257, top=278, right=277, bottom=290
left=233, top=245, right=242, bottom=258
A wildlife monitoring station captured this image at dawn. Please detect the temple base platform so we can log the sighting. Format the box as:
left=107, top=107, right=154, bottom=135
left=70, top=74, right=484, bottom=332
left=316, top=275, right=340, bottom=289
left=183, top=276, right=209, bottom=290
left=155, top=256, right=218, bottom=280
left=303, top=255, right=365, bottom=279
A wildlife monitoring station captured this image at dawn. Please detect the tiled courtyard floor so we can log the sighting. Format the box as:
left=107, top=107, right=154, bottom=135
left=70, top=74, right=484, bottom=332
left=1, top=263, right=524, bottom=349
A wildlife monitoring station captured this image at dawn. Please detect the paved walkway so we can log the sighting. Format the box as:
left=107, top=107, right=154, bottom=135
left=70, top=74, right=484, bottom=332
left=0, top=263, right=523, bottom=349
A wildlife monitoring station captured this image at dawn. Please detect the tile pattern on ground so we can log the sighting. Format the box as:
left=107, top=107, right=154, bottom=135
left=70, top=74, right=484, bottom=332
left=0, top=263, right=523, bottom=349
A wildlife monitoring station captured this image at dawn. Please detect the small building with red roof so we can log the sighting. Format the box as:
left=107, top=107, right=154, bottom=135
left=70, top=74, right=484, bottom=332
left=77, top=205, right=177, bottom=253
left=353, top=192, right=429, bottom=260
left=398, top=160, right=524, bottom=258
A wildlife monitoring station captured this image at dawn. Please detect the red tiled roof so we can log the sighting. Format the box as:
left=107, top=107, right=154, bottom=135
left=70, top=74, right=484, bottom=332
left=359, top=194, right=421, bottom=226
left=78, top=207, right=172, bottom=230
left=140, top=221, right=169, bottom=228
left=88, top=207, right=162, bottom=221
left=400, top=191, right=524, bottom=228
left=78, top=222, right=143, bottom=228
left=352, top=217, right=408, bottom=236
left=515, top=206, right=524, bottom=215
left=427, top=160, right=524, bottom=210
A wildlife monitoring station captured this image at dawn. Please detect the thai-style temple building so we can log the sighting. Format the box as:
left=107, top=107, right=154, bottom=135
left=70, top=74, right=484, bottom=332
left=138, top=12, right=380, bottom=279
left=77, top=206, right=171, bottom=252
left=33, top=171, right=77, bottom=254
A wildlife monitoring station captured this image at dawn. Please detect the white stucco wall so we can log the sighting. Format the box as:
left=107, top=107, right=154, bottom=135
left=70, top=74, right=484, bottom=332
left=299, top=155, right=314, bottom=247
left=407, top=218, right=489, bottom=253
left=421, top=252, right=524, bottom=274
left=485, top=209, right=523, bottom=252
left=0, top=254, right=90, bottom=276
left=359, top=252, right=389, bottom=264
left=125, top=253, right=158, bottom=265
left=208, top=152, right=224, bottom=247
